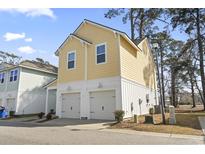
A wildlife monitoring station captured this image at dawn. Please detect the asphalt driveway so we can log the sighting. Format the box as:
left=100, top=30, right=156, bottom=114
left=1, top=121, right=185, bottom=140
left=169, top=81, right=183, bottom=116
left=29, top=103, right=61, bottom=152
left=0, top=119, right=204, bottom=145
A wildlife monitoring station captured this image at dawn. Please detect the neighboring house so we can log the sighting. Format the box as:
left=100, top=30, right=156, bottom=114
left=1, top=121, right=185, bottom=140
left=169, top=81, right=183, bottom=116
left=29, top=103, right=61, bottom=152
left=0, top=60, right=57, bottom=115
left=47, top=19, right=158, bottom=120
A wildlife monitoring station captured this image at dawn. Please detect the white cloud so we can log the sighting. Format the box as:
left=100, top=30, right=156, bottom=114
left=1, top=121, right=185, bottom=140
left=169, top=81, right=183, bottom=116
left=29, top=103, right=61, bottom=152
left=18, top=46, right=36, bottom=54
left=0, top=8, right=56, bottom=19
left=24, top=38, right=32, bottom=42
left=3, top=32, right=25, bottom=41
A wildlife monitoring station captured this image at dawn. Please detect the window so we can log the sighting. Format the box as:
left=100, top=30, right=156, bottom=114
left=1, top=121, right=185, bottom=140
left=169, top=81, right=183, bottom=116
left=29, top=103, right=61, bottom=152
left=67, top=51, right=76, bottom=69
left=14, top=70, right=18, bottom=81
left=96, top=43, right=106, bottom=64
left=10, top=69, right=18, bottom=82
left=0, top=73, right=5, bottom=84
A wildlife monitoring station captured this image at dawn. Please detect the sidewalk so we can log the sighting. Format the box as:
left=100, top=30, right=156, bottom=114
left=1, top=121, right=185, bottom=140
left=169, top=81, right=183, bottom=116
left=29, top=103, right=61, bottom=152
left=103, top=128, right=205, bottom=141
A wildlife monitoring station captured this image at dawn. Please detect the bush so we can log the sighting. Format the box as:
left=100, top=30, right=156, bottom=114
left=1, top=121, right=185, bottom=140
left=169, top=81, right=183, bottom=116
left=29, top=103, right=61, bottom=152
left=9, top=111, right=15, bottom=117
left=114, top=110, right=125, bottom=123
left=50, top=109, right=55, bottom=114
left=46, top=113, right=52, bottom=120
left=38, top=112, right=45, bottom=119
left=149, top=107, right=155, bottom=115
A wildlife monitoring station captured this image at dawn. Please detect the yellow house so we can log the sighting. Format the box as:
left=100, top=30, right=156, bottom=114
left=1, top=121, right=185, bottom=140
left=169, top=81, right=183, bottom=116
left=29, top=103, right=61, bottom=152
left=47, top=19, right=158, bottom=120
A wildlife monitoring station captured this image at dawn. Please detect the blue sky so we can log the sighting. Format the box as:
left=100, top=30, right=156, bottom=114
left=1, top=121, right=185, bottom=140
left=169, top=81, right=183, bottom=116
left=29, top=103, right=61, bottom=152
left=0, top=8, right=186, bottom=66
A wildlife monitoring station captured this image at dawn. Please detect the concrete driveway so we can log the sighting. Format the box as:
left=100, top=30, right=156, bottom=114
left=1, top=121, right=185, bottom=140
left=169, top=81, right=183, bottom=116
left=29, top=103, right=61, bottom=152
left=0, top=118, right=204, bottom=145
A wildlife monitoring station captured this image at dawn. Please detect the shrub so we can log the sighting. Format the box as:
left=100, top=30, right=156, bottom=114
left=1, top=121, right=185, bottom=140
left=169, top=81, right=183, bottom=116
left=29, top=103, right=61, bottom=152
left=50, top=109, right=55, bottom=114
left=149, top=107, right=155, bottom=115
left=46, top=113, right=52, bottom=120
left=38, top=112, right=45, bottom=119
left=9, top=111, right=15, bottom=117
left=114, top=110, right=125, bottom=123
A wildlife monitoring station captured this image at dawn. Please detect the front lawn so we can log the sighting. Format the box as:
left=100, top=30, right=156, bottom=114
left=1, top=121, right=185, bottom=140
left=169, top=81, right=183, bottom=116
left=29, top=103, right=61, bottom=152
left=111, top=109, right=205, bottom=136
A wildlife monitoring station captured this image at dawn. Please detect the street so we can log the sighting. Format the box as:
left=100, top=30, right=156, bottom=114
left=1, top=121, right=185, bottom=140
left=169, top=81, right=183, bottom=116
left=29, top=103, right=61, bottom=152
left=0, top=120, right=204, bottom=145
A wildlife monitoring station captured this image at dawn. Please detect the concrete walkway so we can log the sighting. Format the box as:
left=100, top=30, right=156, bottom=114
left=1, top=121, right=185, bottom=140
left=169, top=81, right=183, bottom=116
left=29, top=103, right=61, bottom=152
left=199, top=117, right=205, bottom=135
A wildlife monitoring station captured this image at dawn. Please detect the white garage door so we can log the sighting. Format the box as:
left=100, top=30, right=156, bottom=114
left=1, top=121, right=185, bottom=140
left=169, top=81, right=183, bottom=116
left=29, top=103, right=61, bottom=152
left=90, top=90, right=116, bottom=120
left=6, top=98, right=16, bottom=112
left=61, top=93, right=80, bottom=119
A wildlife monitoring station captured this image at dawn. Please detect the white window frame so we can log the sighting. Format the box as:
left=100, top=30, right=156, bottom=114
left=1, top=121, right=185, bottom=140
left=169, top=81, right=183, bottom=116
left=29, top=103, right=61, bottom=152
left=0, top=72, right=5, bottom=84
left=67, top=51, right=76, bottom=70
left=9, top=69, right=18, bottom=82
left=95, top=42, right=107, bottom=65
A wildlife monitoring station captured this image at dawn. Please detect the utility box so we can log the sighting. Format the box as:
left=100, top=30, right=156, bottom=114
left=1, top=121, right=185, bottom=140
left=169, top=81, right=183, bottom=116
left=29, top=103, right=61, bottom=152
left=154, top=105, right=161, bottom=114
left=169, top=105, right=176, bottom=124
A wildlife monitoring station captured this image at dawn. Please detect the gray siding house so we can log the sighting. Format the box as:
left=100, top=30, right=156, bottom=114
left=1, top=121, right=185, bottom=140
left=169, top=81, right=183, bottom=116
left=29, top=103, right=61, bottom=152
left=0, top=60, right=57, bottom=115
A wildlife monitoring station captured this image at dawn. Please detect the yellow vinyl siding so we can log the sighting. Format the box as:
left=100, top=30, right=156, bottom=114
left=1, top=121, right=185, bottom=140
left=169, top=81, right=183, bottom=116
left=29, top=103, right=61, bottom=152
left=120, top=36, right=156, bottom=90
left=58, top=38, right=84, bottom=83
left=76, top=23, right=120, bottom=80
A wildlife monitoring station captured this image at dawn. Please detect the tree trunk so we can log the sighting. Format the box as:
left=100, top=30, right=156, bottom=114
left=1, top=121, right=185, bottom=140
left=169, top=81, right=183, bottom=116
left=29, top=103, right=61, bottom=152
left=130, top=8, right=135, bottom=41
left=139, top=9, right=144, bottom=39
left=189, top=71, right=196, bottom=108
left=171, top=66, right=176, bottom=107
left=155, top=48, right=166, bottom=124
left=194, top=74, right=204, bottom=104
left=160, top=45, right=166, bottom=108
left=196, top=8, right=205, bottom=110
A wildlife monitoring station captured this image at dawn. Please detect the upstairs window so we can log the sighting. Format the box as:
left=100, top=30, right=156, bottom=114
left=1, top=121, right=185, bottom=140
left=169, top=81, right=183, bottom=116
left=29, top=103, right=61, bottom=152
left=10, top=69, right=18, bottom=82
left=0, top=73, right=5, bottom=84
left=67, top=51, right=76, bottom=69
left=96, top=43, right=106, bottom=64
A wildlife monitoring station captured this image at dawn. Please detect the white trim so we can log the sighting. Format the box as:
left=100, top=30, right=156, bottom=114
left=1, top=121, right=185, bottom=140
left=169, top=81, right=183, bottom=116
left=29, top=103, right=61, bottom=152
left=47, top=86, right=57, bottom=90
left=60, top=90, right=81, bottom=95
left=0, top=72, right=5, bottom=84
left=44, top=79, right=57, bottom=88
left=95, top=42, right=107, bottom=65
left=45, top=88, right=49, bottom=114
left=67, top=50, right=76, bottom=70
left=8, top=68, right=18, bottom=83
left=19, top=65, right=57, bottom=75
left=117, top=33, right=123, bottom=110
left=87, top=88, right=117, bottom=93
left=70, top=34, right=92, bottom=45
left=84, top=44, right=88, bottom=80
left=55, top=34, right=91, bottom=56
left=74, top=20, right=141, bottom=51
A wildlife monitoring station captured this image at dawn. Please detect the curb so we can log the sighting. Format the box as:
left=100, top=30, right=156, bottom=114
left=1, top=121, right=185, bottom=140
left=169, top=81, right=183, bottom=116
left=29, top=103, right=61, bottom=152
left=102, top=128, right=205, bottom=141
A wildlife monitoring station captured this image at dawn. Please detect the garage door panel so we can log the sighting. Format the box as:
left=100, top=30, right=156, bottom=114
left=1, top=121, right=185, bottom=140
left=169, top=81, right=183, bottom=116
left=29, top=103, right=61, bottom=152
left=62, top=93, right=80, bottom=119
left=90, top=90, right=116, bottom=120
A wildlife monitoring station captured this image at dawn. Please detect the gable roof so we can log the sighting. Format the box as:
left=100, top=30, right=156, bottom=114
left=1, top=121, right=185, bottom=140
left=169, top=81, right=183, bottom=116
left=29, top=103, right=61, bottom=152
left=19, top=60, right=58, bottom=74
left=70, top=33, right=92, bottom=45
left=43, top=78, right=57, bottom=88
left=55, top=33, right=92, bottom=56
left=55, top=19, right=142, bottom=56
left=0, top=60, right=58, bottom=75
left=0, top=62, right=15, bottom=71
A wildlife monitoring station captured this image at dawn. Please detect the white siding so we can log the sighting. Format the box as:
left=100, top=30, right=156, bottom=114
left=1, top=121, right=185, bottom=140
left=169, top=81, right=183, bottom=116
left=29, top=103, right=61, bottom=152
left=121, top=77, right=158, bottom=118
left=16, top=68, right=56, bottom=114
left=56, top=76, right=122, bottom=119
